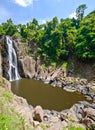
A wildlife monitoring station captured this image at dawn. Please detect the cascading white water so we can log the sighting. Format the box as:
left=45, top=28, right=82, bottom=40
left=6, top=36, right=20, bottom=81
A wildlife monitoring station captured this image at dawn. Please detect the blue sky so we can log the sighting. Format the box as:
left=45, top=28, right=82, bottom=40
left=0, top=0, right=95, bottom=24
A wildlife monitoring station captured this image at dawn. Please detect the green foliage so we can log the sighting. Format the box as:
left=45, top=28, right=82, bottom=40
left=50, top=62, right=56, bottom=67
left=0, top=5, right=95, bottom=63
left=32, top=18, right=38, bottom=26
left=0, top=25, right=5, bottom=35
left=13, top=32, right=22, bottom=39
left=2, top=19, right=18, bottom=36
left=62, top=61, right=68, bottom=69
left=40, top=123, right=50, bottom=130
left=92, top=124, right=95, bottom=130
left=75, top=10, right=95, bottom=59
left=0, top=112, right=25, bottom=130
left=59, top=50, right=69, bottom=60
left=76, top=4, right=87, bottom=21
left=2, top=91, right=13, bottom=102
left=0, top=76, right=3, bottom=86
left=63, top=124, right=85, bottom=130
left=42, top=64, right=46, bottom=69
left=0, top=78, right=26, bottom=130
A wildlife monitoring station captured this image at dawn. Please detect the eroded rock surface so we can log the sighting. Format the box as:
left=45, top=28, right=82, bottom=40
left=33, top=106, right=44, bottom=122
left=0, top=35, right=95, bottom=129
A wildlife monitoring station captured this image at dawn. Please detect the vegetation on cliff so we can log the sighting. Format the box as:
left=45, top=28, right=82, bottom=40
left=0, top=76, right=26, bottom=130
left=0, top=4, right=95, bottom=64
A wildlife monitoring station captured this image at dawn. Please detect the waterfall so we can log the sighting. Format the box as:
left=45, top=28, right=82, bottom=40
left=6, top=36, right=20, bottom=81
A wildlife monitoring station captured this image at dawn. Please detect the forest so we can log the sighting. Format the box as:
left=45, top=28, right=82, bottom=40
left=0, top=4, right=95, bottom=64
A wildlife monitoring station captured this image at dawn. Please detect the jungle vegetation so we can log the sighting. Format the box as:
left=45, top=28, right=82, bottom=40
left=0, top=4, right=95, bottom=64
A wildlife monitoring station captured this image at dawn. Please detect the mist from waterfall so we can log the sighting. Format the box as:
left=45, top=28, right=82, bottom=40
left=6, top=36, right=20, bottom=81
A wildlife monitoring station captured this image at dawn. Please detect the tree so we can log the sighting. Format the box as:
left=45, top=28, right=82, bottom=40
left=0, top=25, right=5, bottom=35
left=52, top=17, right=59, bottom=28
left=2, top=19, right=18, bottom=36
left=76, top=4, right=87, bottom=20
left=75, top=11, right=95, bottom=59
left=32, top=18, right=38, bottom=26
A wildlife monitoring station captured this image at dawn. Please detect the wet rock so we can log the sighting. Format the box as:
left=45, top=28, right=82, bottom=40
left=0, top=36, right=9, bottom=80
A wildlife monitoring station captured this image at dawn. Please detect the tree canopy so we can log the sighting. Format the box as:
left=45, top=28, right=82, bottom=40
left=0, top=4, right=95, bottom=63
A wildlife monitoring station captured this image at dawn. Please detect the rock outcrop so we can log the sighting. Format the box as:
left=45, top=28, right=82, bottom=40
left=0, top=35, right=9, bottom=79
left=0, top=35, right=26, bottom=80
left=19, top=56, right=37, bottom=78
left=1, top=76, right=95, bottom=130
left=0, top=35, right=95, bottom=102
left=0, top=35, right=95, bottom=129
left=82, top=107, right=95, bottom=129
left=18, top=56, right=95, bottom=102
left=0, top=51, right=2, bottom=76
left=33, top=106, right=44, bottom=122
left=13, top=37, right=26, bottom=59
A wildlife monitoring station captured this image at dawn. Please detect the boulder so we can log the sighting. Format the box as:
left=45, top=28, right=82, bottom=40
left=33, top=106, right=44, bottom=122
left=18, top=56, right=36, bottom=78
left=82, top=107, right=95, bottom=129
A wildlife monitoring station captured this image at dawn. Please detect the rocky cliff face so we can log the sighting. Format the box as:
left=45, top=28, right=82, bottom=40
left=0, top=51, right=2, bottom=76
left=18, top=55, right=95, bottom=102
left=0, top=35, right=26, bottom=80
left=0, top=35, right=95, bottom=129
left=13, top=37, right=26, bottom=59
left=19, top=56, right=48, bottom=79
left=0, top=35, right=9, bottom=79
left=0, top=35, right=95, bottom=97
left=0, top=35, right=95, bottom=98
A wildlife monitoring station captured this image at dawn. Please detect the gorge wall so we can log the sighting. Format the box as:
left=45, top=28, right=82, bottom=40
left=0, top=35, right=26, bottom=80
left=0, top=35, right=95, bottom=129
left=0, top=35, right=95, bottom=101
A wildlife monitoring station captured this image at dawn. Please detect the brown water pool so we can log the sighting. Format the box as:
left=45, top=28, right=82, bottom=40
left=11, top=78, right=90, bottom=111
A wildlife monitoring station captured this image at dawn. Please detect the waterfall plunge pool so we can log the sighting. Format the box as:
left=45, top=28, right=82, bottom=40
left=11, top=78, right=91, bottom=111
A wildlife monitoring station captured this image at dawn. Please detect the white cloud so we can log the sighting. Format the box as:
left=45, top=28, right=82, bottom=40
left=39, top=17, right=53, bottom=25
left=13, top=0, right=34, bottom=7
left=39, top=19, right=46, bottom=24
left=69, top=12, right=77, bottom=19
